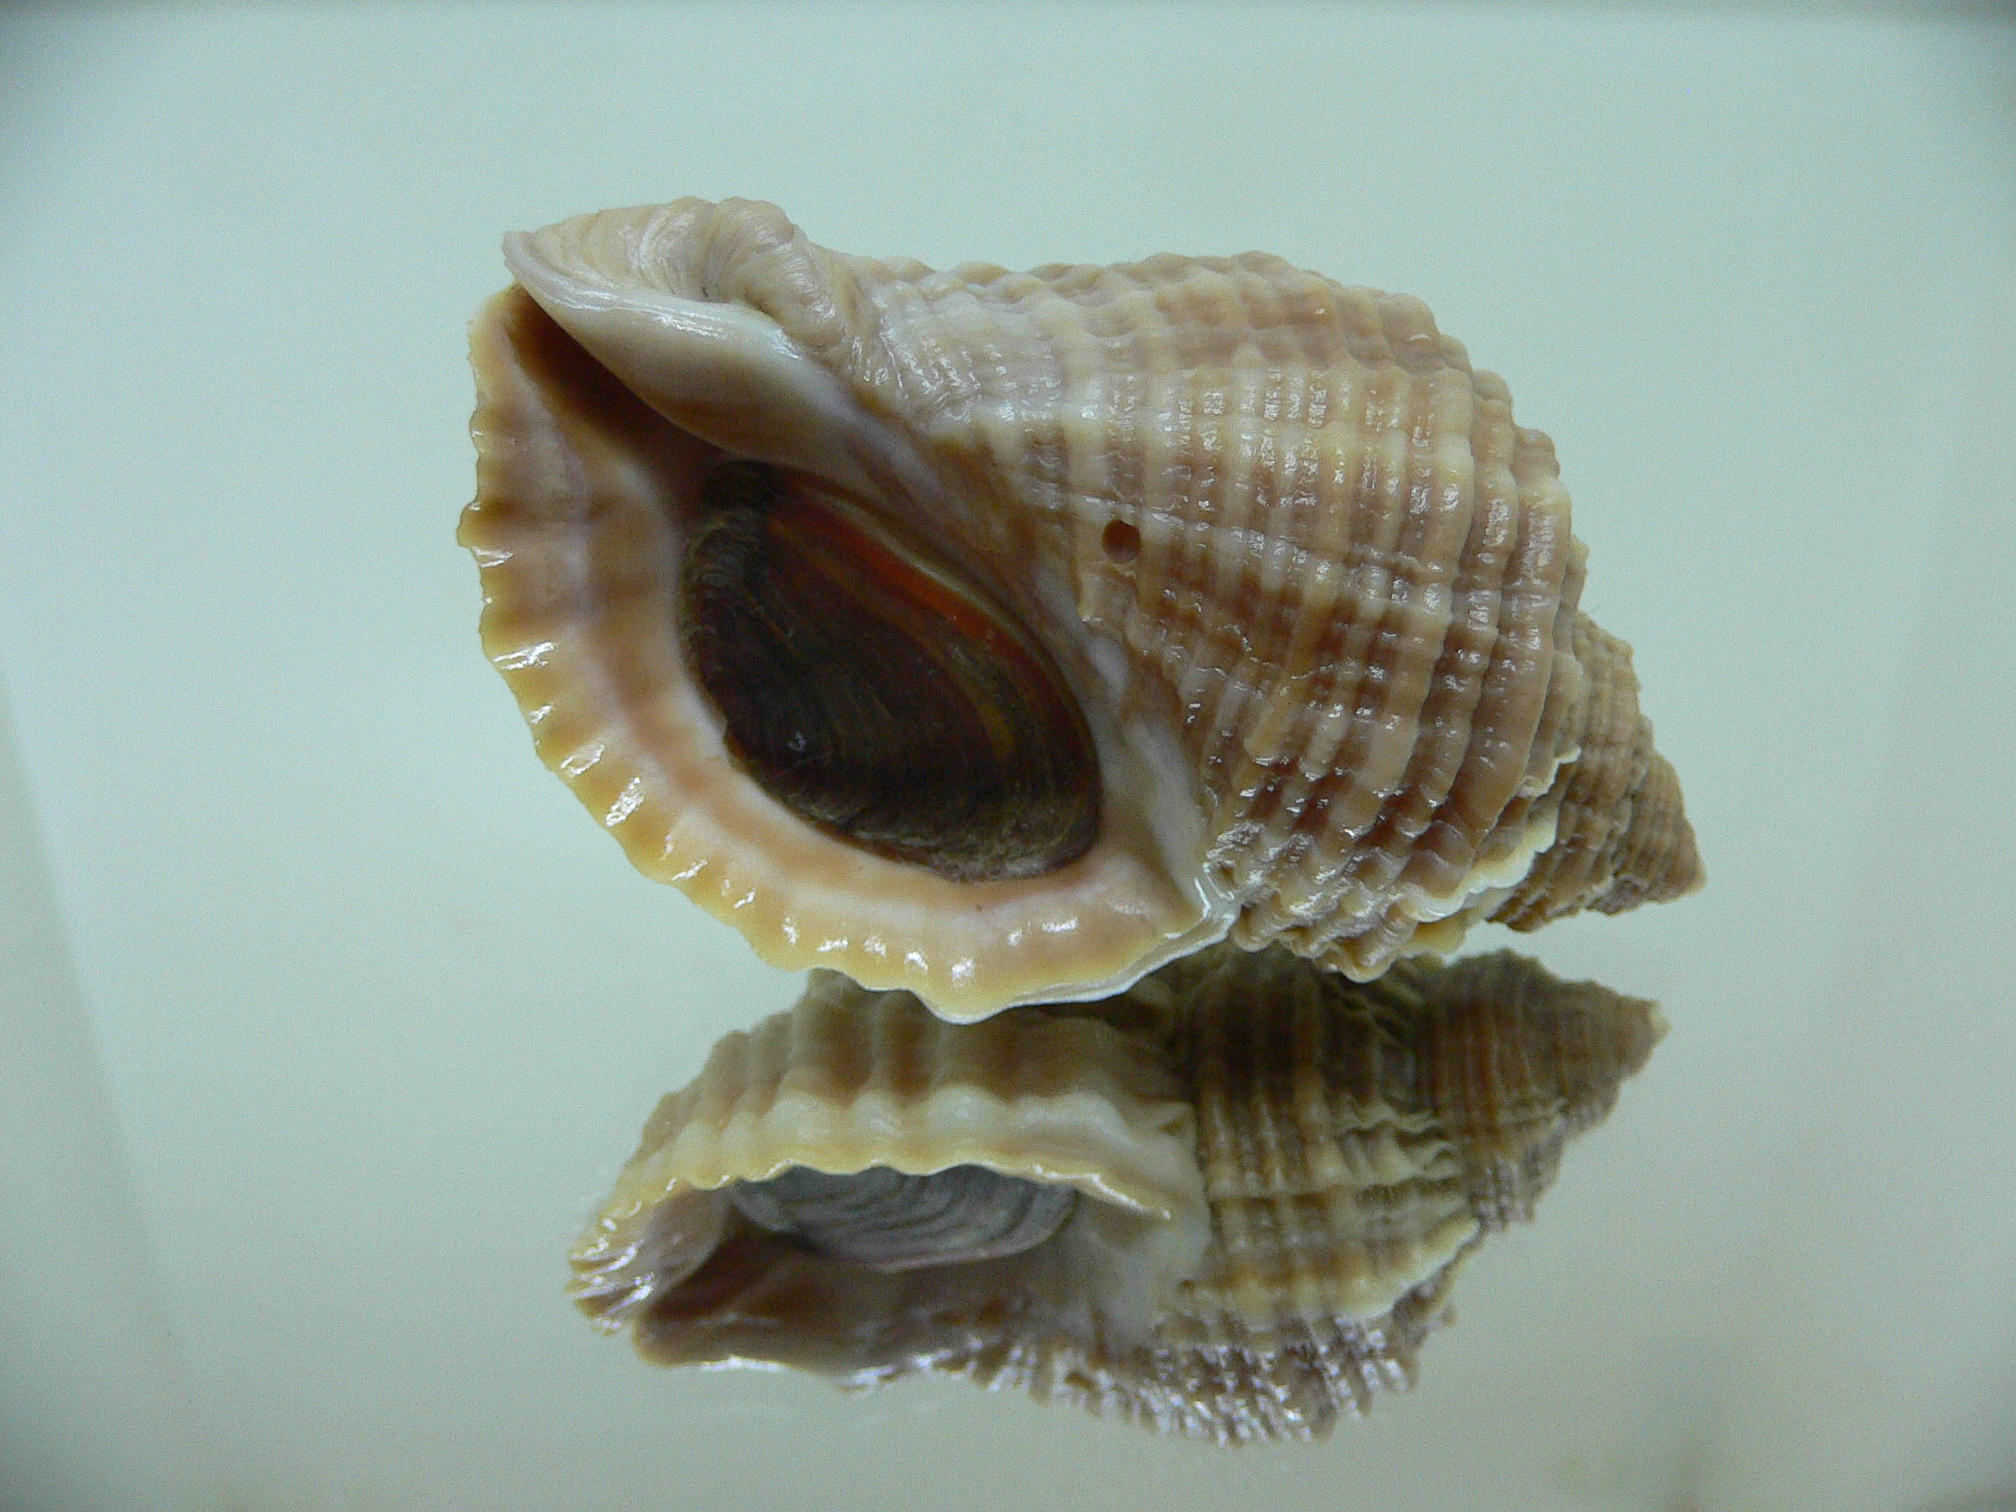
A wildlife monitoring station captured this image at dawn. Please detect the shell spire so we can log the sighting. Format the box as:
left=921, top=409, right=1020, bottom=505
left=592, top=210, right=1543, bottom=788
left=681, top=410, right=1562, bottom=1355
left=462, top=198, right=1700, bottom=1018
left=570, top=946, right=1664, bottom=1444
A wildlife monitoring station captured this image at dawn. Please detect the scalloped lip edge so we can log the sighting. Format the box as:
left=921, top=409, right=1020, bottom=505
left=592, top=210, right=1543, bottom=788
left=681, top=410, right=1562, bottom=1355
left=462, top=282, right=1235, bottom=1020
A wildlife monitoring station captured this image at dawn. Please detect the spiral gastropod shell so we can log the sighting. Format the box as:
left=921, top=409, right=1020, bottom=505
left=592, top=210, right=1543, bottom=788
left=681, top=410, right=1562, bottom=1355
left=462, top=198, right=1701, bottom=1020
left=570, top=946, right=1662, bottom=1443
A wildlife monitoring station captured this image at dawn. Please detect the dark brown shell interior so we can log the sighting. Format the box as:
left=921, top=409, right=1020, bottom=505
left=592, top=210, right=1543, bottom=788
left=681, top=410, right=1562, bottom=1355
left=680, top=461, right=1101, bottom=882
left=727, top=1163, right=1079, bottom=1272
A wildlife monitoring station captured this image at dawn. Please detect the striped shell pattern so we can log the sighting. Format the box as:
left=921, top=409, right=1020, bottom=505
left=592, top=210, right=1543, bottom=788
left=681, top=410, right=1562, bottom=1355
left=569, top=946, right=1663, bottom=1444
left=461, top=199, right=1700, bottom=1021
left=460, top=199, right=1698, bottom=1439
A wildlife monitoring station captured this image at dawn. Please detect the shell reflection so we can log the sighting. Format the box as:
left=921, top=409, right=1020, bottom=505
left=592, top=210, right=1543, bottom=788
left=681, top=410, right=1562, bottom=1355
left=461, top=198, right=1701, bottom=1020
left=570, top=947, right=1663, bottom=1443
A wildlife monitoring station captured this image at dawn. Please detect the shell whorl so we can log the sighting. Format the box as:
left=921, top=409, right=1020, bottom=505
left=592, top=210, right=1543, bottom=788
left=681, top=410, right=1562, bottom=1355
left=570, top=946, right=1662, bottom=1444
left=463, top=198, right=1701, bottom=1017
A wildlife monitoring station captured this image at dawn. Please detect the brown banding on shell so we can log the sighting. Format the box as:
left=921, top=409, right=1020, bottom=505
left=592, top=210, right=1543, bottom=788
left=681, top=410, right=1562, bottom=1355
left=570, top=945, right=1663, bottom=1443
left=463, top=198, right=1703, bottom=1018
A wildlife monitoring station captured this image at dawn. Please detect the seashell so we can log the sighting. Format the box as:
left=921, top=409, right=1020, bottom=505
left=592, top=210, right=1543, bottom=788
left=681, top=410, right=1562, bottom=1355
left=569, top=946, right=1664, bottom=1444
left=460, top=198, right=1701, bottom=1019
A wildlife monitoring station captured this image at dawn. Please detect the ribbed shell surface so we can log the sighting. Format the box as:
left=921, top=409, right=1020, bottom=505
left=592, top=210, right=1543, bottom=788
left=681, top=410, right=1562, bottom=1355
left=465, top=198, right=1701, bottom=1017
left=571, top=945, right=1662, bottom=1443
left=816, top=247, right=1601, bottom=963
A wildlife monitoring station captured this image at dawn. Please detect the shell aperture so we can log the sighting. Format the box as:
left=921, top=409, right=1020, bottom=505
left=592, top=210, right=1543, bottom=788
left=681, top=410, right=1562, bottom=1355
left=571, top=946, right=1663, bottom=1443
left=727, top=1163, right=1079, bottom=1271
left=681, top=460, right=1100, bottom=882
left=463, top=198, right=1702, bottom=1018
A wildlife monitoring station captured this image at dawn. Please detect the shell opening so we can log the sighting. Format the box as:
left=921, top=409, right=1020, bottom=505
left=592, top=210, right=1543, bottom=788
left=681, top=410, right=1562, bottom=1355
left=727, top=1163, right=1080, bottom=1272
left=680, top=460, right=1101, bottom=883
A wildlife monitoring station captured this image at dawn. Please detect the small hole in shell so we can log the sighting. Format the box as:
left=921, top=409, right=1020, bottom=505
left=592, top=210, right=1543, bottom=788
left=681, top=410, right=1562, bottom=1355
left=1101, top=518, right=1141, bottom=564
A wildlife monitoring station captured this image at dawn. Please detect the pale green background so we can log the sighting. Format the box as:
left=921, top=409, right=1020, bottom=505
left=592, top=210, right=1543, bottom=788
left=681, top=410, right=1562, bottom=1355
left=2, top=4, right=2012, bottom=1510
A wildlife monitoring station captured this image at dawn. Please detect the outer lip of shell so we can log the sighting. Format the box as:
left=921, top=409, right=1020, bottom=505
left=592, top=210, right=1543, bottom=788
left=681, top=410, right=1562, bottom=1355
left=568, top=971, right=1213, bottom=1352
left=464, top=256, right=1232, bottom=1020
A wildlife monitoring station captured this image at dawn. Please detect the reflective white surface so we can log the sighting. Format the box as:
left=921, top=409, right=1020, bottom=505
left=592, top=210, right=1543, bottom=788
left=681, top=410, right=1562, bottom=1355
left=1, top=5, right=2012, bottom=1510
